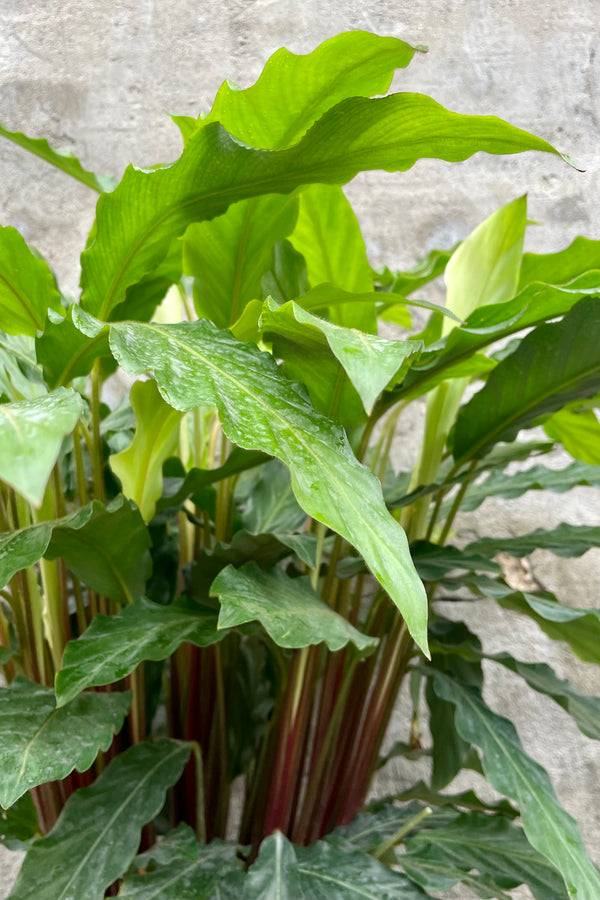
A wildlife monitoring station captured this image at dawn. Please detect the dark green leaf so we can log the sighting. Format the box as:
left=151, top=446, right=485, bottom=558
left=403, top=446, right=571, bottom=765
left=0, top=678, right=130, bottom=808
left=35, top=306, right=112, bottom=388
left=465, top=522, right=600, bottom=559
left=0, top=792, right=40, bottom=850
left=236, top=459, right=306, bottom=535
left=8, top=739, right=190, bottom=900
left=411, top=541, right=501, bottom=581
left=0, top=121, right=115, bottom=192
left=213, top=562, right=377, bottom=653
left=0, top=226, right=62, bottom=337
left=431, top=672, right=600, bottom=900
left=158, top=448, right=269, bottom=512
left=396, top=782, right=518, bottom=817
left=55, top=595, right=222, bottom=705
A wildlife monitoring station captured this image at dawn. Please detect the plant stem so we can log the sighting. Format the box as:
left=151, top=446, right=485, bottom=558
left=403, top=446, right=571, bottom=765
left=372, top=806, right=432, bottom=860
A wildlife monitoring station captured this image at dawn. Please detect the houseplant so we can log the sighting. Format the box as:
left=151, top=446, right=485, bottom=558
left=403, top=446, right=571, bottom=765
left=1, top=29, right=600, bottom=899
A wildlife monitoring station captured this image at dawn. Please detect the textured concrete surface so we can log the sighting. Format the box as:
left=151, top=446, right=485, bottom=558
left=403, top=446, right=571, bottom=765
left=1, top=1, right=599, bottom=895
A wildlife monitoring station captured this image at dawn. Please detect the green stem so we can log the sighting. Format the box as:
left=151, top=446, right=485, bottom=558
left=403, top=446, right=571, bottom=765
left=190, top=741, right=207, bottom=844
left=372, top=806, right=432, bottom=860
left=90, top=360, right=105, bottom=503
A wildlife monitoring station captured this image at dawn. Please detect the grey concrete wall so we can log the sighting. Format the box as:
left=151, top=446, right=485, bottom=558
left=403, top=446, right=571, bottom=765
left=1, top=2, right=599, bottom=896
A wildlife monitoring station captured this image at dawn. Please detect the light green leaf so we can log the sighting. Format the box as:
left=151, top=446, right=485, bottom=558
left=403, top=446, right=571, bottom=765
left=374, top=245, right=456, bottom=295
left=519, top=237, right=600, bottom=290
left=0, top=388, right=82, bottom=506
left=262, top=299, right=422, bottom=415
left=212, top=562, right=377, bottom=653
left=101, top=317, right=429, bottom=653
left=465, top=522, right=600, bottom=559
left=183, top=193, right=299, bottom=328
left=295, top=282, right=460, bottom=323
left=244, top=831, right=427, bottom=900
left=0, top=678, right=130, bottom=808
left=0, top=121, right=115, bottom=192
left=8, top=739, right=190, bottom=900
left=0, top=226, right=62, bottom=337
left=452, top=298, right=600, bottom=461
left=431, top=672, right=600, bottom=900
left=192, top=32, right=422, bottom=149
left=55, top=595, right=222, bottom=706
left=35, top=306, right=112, bottom=388
left=79, top=93, right=561, bottom=321
left=110, top=379, right=183, bottom=521
left=543, top=406, right=600, bottom=464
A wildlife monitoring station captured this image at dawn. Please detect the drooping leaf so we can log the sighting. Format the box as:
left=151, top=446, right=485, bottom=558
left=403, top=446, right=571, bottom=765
left=401, top=812, right=569, bottom=900
left=0, top=388, right=82, bottom=506
left=8, top=739, right=190, bottom=900
left=410, top=541, right=501, bottom=581
left=0, top=792, right=40, bottom=850
left=295, top=282, right=460, bottom=323
left=55, top=594, right=222, bottom=706
left=192, top=32, right=422, bottom=149
left=79, top=93, right=562, bottom=321
left=0, top=226, right=62, bottom=337
left=465, top=522, right=600, bottom=559
left=452, top=298, right=600, bottom=462
left=92, top=315, right=429, bottom=652
left=430, top=672, right=600, bottom=900
left=396, top=782, right=518, bottom=818
left=0, top=678, right=130, bottom=808
left=212, top=562, right=377, bottom=653
left=120, top=832, right=245, bottom=899
left=183, top=194, right=299, bottom=328
left=110, top=379, right=183, bottom=521
left=243, top=831, right=428, bottom=900
left=35, top=306, right=112, bottom=388
left=0, top=121, right=115, bottom=192
left=543, top=406, right=600, bottom=464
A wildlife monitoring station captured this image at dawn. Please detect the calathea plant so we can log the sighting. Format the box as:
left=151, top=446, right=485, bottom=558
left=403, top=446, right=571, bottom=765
left=0, top=29, right=599, bottom=900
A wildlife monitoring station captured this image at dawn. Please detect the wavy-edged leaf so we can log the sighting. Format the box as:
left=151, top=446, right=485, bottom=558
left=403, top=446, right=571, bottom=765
left=55, top=595, right=222, bottom=706
left=544, top=406, right=600, bottom=464
left=466, top=522, right=600, bottom=559
left=295, top=281, right=459, bottom=323
left=430, top=671, right=600, bottom=900
left=80, top=94, right=561, bottom=321
left=0, top=792, right=40, bottom=850
left=8, top=739, right=190, bottom=900
left=452, top=297, right=600, bottom=462
left=519, top=237, right=600, bottom=290
left=184, top=193, right=299, bottom=328
left=35, top=306, right=112, bottom=388
left=0, top=121, right=115, bottom=192
left=0, top=226, right=62, bottom=337
left=402, top=812, right=569, bottom=900
left=110, top=379, right=183, bottom=521
left=396, top=782, right=518, bottom=817
left=212, top=562, right=377, bottom=653
left=0, top=387, right=82, bottom=506
left=99, top=316, right=428, bottom=652
left=0, top=678, right=130, bottom=808
left=191, top=32, right=422, bottom=149
left=244, top=831, right=428, bottom=900
left=375, top=245, right=456, bottom=296
left=411, top=541, right=501, bottom=581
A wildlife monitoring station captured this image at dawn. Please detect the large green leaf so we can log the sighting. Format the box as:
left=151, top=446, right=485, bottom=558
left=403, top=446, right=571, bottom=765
left=212, top=562, right=377, bottom=653
left=0, top=226, right=62, bottom=337
left=543, top=406, right=600, bottom=464
left=183, top=193, right=299, bottom=328
left=0, top=121, right=115, bottom=192
left=96, top=316, right=429, bottom=652
left=465, top=522, right=600, bottom=559
left=0, top=678, right=130, bottom=808
left=189, top=32, right=422, bottom=149
left=519, top=237, right=600, bottom=290
left=401, top=812, right=569, bottom=900
left=35, top=306, right=112, bottom=388
left=431, top=672, right=600, bottom=900
left=452, top=298, right=600, bottom=462
left=79, top=94, right=561, bottom=321
left=0, top=792, right=40, bottom=850
left=55, top=595, right=222, bottom=706
left=243, top=831, right=428, bottom=900
left=236, top=459, right=306, bottom=535
left=0, top=388, right=82, bottom=506
left=110, top=379, right=183, bottom=521
left=8, top=739, right=190, bottom=900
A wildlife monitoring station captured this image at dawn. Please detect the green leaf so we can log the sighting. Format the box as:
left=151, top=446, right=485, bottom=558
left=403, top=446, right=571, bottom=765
left=430, top=672, right=600, bottom=900
left=243, top=831, right=428, bottom=900
left=8, top=739, right=190, bottom=900
left=0, top=388, right=82, bottom=506
left=55, top=595, right=222, bottom=706
left=543, top=406, right=600, bottom=464
left=0, top=678, right=130, bottom=808
left=465, top=522, right=600, bottom=559
left=402, top=812, right=569, bottom=900
left=262, top=299, right=422, bottom=415
left=0, top=121, right=115, bottom=192
left=327, top=799, right=456, bottom=853
left=101, top=317, right=429, bottom=653
left=110, top=379, right=184, bottom=521
left=410, top=541, right=501, bottom=581
left=212, top=562, right=377, bottom=653
left=519, top=236, right=600, bottom=290
left=452, top=298, right=600, bottom=462
left=0, top=792, right=40, bottom=850
left=375, top=245, right=456, bottom=296
left=158, top=448, right=269, bottom=512
left=295, top=282, right=460, bottom=323
left=0, top=226, right=62, bottom=337
left=236, top=459, right=306, bottom=535
left=183, top=193, right=299, bottom=328
left=35, top=306, right=112, bottom=388
left=396, top=781, right=518, bottom=817
left=192, top=32, right=422, bottom=149
left=79, top=93, right=561, bottom=321
left=120, top=833, right=245, bottom=899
